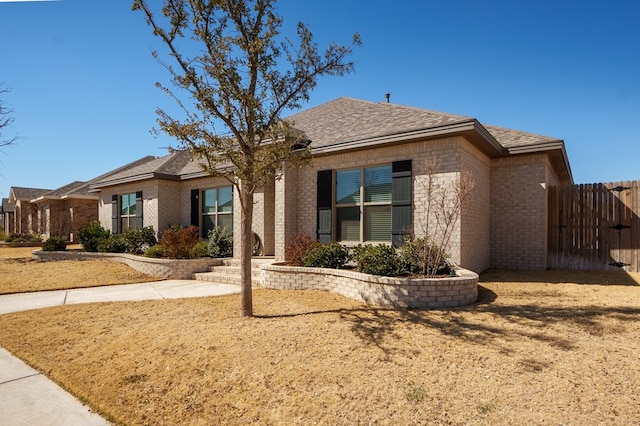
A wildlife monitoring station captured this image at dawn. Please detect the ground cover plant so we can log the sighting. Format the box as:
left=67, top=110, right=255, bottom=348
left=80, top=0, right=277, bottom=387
left=0, top=245, right=639, bottom=425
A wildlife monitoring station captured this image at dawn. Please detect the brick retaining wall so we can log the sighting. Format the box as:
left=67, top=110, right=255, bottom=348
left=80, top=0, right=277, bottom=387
left=32, top=250, right=221, bottom=280
left=259, top=264, right=478, bottom=309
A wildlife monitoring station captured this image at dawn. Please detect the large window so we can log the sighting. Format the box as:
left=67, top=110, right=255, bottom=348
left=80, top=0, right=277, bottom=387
left=120, top=193, right=138, bottom=231
left=111, top=192, right=142, bottom=234
left=201, top=186, right=233, bottom=237
left=335, top=165, right=392, bottom=242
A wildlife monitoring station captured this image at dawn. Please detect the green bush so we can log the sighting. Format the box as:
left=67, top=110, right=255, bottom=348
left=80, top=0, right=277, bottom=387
left=159, top=225, right=201, bottom=259
left=302, top=242, right=350, bottom=269
left=207, top=226, right=233, bottom=258
left=98, top=234, right=128, bottom=253
left=42, top=236, right=68, bottom=251
left=144, top=244, right=165, bottom=258
left=400, top=237, right=451, bottom=277
left=353, top=244, right=405, bottom=277
left=77, top=221, right=110, bottom=252
left=121, top=226, right=157, bottom=254
left=285, top=233, right=320, bottom=266
left=190, top=241, right=210, bottom=259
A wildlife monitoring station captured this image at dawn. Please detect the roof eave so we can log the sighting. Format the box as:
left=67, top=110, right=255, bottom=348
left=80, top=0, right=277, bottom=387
left=60, top=194, right=99, bottom=201
left=310, top=120, right=506, bottom=157
left=508, top=141, right=574, bottom=185
left=89, top=172, right=181, bottom=191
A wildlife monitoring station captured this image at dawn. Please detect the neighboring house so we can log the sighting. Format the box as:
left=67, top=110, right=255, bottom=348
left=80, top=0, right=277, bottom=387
left=29, top=181, right=99, bottom=241
left=5, top=156, right=157, bottom=242
left=1, top=197, right=15, bottom=233
left=89, top=97, right=572, bottom=272
left=6, top=184, right=94, bottom=241
left=7, top=187, right=52, bottom=236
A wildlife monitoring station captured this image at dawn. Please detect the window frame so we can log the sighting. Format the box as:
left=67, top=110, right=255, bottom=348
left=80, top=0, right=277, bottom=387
left=335, top=164, right=393, bottom=244
left=111, top=191, right=142, bottom=234
left=200, top=186, right=233, bottom=238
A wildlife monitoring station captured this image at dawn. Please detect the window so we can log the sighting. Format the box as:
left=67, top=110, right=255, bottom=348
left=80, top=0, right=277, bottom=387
left=201, top=186, right=233, bottom=237
left=120, top=193, right=138, bottom=231
left=111, top=192, right=142, bottom=233
left=335, top=165, right=392, bottom=242
left=317, top=160, right=412, bottom=246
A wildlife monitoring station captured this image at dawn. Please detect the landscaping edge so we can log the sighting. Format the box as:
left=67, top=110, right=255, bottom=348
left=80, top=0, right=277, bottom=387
left=31, top=250, right=222, bottom=280
left=31, top=251, right=479, bottom=308
left=259, top=263, right=479, bottom=309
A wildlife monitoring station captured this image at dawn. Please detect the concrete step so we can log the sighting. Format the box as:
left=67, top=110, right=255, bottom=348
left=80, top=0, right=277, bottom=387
left=193, top=258, right=274, bottom=285
left=194, top=271, right=262, bottom=285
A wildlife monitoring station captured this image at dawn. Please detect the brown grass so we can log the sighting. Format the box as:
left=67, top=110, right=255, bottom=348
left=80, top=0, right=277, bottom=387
left=0, top=247, right=639, bottom=425
left=0, top=246, right=159, bottom=294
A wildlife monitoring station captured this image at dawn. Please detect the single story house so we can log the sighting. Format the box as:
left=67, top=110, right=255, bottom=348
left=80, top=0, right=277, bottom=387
left=6, top=186, right=52, bottom=236
left=4, top=156, right=158, bottom=241
left=5, top=184, right=96, bottom=241
left=88, top=97, right=572, bottom=272
left=1, top=197, right=15, bottom=233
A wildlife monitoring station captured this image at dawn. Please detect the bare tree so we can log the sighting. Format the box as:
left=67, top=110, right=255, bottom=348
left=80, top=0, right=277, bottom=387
left=132, top=0, right=361, bottom=316
left=0, top=84, right=17, bottom=148
left=409, top=159, right=474, bottom=277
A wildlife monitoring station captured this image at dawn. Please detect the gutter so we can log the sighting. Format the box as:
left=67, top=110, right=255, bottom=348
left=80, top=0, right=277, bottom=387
left=310, top=119, right=506, bottom=157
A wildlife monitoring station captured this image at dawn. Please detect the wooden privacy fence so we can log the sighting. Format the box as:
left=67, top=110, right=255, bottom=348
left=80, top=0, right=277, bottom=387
left=548, top=181, right=640, bottom=272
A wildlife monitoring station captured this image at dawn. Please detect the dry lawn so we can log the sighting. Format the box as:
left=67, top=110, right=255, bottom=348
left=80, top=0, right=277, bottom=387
left=0, top=247, right=639, bottom=425
left=0, top=246, right=159, bottom=294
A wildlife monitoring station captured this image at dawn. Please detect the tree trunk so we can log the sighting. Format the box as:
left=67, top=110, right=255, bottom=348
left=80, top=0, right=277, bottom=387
left=239, top=186, right=254, bottom=317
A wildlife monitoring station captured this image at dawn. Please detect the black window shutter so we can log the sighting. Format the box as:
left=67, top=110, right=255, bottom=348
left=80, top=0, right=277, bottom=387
left=111, top=194, right=118, bottom=234
left=135, top=191, right=143, bottom=229
left=190, top=189, right=199, bottom=228
left=392, top=160, right=412, bottom=247
left=317, top=170, right=332, bottom=243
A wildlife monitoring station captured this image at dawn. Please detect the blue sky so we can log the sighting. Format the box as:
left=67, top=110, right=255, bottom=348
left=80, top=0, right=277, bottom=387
left=1, top=0, right=639, bottom=199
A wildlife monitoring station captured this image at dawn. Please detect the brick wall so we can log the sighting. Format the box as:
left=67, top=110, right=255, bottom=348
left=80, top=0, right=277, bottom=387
left=287, top=136, right=491, bottom=270
left=490, top=154, right=551, bottom=269
left=69, top=199, right=99, bottom=241
left=460, top=143, right=491, bottom=272
left=260, top=263, right=478, bottom=308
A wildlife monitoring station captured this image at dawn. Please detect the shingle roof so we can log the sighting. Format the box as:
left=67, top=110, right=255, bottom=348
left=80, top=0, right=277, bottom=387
left=484, top=125, right=561, bottom=149
left=11, top=187, right=52, bottom=201
left=1, top=198, right=14, bottom=213
left=88, top=97, right=572, bottom=187
left=90, top=151, right=202, bottom=189
left=286, top=97, right=474, bottom=149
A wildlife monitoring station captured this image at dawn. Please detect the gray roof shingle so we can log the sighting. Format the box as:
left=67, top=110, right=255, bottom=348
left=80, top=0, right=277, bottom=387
left=286, top=97, right=474, bottom=148
left=88, top=97, right=571, bottom=187
left=11, top=187, right=52, bottom=201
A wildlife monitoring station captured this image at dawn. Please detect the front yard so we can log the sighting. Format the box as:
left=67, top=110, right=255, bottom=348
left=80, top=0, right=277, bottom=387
left=0, top=247, right=639, bottom=425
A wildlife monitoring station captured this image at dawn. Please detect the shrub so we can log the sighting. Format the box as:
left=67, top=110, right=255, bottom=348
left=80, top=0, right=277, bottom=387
left=144, top=244, right=165, bottom=258
left=353, top=244, right=405, bottom=277
left=190, top=241, right=210, bottom=259
left=98, top=234, right=128, bottom=253
left=121, top=226, right=157, bottom=254
left=302, top=242, right=350, bottom=269
left=207, top=226, right=233, bottom=258
left=77, top=221, right=110, bottom=252
left=159, top=225, right=201, bottom=259
left=42, top=236, right=67, bottom=251
left=4, top=232, right=42, bottom=243
left=400, top=237, right=452, bottom=277
left=285, top=233, right=320, bottom=266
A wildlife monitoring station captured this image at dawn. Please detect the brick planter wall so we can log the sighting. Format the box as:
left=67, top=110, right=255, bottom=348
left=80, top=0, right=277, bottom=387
left=259, top=264, right=478, bottom=309
left=32, top=250, right=221, bottom=280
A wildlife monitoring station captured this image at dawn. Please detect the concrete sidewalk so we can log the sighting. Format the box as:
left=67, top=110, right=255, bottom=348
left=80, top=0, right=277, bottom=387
left=0, top=280, right=240, bottom=315
left=0, top=280, right=240, bottom=425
